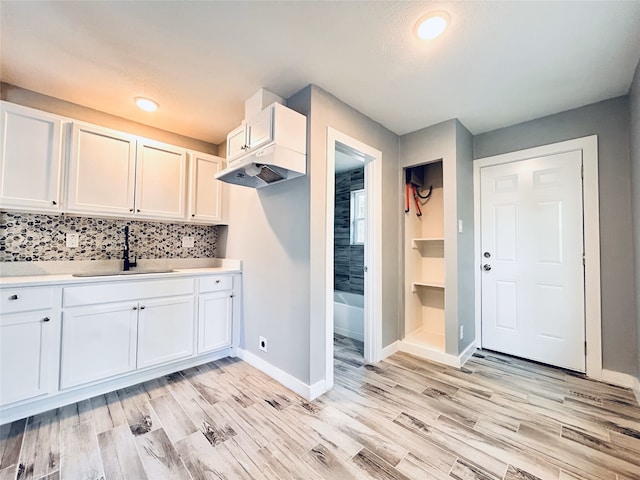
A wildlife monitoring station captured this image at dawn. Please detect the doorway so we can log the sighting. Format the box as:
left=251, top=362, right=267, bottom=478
left=325, top=128, right=382, bottom=391
left=474, top=135, right=602, bottom=378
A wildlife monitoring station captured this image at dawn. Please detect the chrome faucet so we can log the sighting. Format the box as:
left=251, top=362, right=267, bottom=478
left=123, top=225, right=137, bottom=271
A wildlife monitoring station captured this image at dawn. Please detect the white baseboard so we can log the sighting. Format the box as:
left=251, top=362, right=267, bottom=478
left=334, top=326, right=364, bottom=342
left=237, top=348, right=321, bottom=401
left=380, top=341, right=399, bottom=360
left=398, top=340, right=477, bottom=369
left=601, top=369, right=640, bottom=407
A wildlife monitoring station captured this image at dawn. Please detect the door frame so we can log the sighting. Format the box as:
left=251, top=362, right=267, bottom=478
left=473, top=135, right=602, bottom=379
left=325, top=128, right=383, bottom=390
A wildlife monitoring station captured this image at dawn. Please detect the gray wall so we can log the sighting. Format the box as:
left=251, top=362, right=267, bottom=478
left=630, top=59, right=640, bottom=381
left=291, top=85, right=401, bottom=384
left=474, top=96, right=638, bottom=376
left=334, top=168, right=365, bottom=295
left=454, top=121, right=475, bottom=354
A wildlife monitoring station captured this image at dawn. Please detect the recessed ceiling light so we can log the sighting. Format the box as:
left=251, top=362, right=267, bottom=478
left=415, top=12, right=449, bottom=41
left=135, top=97, right=159, bottom=112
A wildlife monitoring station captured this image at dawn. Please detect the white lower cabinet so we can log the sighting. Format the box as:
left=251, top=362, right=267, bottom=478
left=198, top=291, right=232, bottom=354
left=137, top=296, right=195, bottom=369
left=60, top=302, right=138, bottom=390
left=0, top=310, right=59, bottom=406
left=0, top=272, right=239, bottom=423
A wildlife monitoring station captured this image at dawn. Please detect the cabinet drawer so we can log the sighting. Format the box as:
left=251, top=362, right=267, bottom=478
left=0, top=287, right=54, bottom=314
left=63, top=278, right=194, bottom=307
left=199, top=275, right=233, bottom=293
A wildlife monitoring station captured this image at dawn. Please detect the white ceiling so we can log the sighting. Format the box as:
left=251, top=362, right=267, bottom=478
left=1, top=1, right=639, bottom=145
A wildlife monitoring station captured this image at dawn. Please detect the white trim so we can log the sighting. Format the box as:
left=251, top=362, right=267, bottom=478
left=381, top=341, right=399, bottom=360
left=398, top=340, right=476, bottom=368
left=473, top=135, right=602, bottom=379
left=236, top=348, right=320, bottom=400
left=326, top=128, right=383, bottom=393
left=600, top=369, right=637, bottom=388
left=334, top=326, right=364, bottom=342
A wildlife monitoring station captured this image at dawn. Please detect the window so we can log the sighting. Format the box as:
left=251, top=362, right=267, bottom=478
left=350, top=189, right=366, bottom=245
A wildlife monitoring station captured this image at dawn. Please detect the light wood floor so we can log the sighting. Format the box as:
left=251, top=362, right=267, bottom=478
left=1, top=335, right=639, bottom=480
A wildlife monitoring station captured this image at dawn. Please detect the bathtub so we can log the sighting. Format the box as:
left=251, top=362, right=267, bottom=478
left=334, top=291, right=364, bottom=341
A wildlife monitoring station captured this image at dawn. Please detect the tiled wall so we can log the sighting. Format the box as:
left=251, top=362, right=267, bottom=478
left=334, top=168, right=364, bottom=295
left=0, top=212, right=218, bottom=262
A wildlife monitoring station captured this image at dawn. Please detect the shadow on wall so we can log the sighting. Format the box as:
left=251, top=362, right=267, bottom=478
left=256, top=175, right=310, bottom=263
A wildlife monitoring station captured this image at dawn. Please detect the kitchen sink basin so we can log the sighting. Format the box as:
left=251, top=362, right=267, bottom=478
left=72, top=269, right=174, bottom=277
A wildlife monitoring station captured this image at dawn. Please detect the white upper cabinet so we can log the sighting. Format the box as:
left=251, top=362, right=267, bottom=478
left=226, top=124, right=247, bottom=161
left=188, top=151, right=224, bottom=223
left=67, top=123, right=188, bottom=220
left=0, top=102, right=64, bottom=212
left=135, top=140, right=187, bottom=220
left=67, top=123, right=137, bottom=215
left=225, top=102, right=306, bottom=164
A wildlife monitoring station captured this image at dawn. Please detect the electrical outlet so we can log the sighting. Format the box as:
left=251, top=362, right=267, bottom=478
left=182, top=236, right=195, bottom=248
left=259, top=336, right=268, bottom=352
left=66, top=233, right=79, bottom=248
left=460, top=325, right=464, bottom=340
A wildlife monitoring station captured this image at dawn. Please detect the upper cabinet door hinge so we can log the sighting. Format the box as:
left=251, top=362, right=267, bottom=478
left=581, top=164, right=584, bottom=178
left=582, top=253, right=586, bottom=266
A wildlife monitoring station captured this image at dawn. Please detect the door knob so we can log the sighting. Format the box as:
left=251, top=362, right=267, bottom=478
left=483, top=264, right=492, bottom=271
left=483, top=252, right=491, bottom=258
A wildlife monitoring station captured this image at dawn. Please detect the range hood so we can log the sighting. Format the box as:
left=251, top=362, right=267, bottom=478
left=215, top=144, right=306, bottom=188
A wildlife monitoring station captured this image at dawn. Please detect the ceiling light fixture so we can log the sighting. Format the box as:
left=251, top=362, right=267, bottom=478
left=135, top=97, right=159, bottom=112
left=415, top=12, right=449, bottom=41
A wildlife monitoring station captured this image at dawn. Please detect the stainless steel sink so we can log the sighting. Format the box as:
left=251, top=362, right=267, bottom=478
left=72, top=269, right=174, bottom=277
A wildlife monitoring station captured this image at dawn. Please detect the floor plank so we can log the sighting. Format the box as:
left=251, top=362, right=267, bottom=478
left=3, top=334, right=639, bottom=480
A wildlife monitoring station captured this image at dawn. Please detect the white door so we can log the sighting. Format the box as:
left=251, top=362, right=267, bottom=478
left=0, top=311, right=58, bottom=406
left=60, top=302, right=138, bottom=389
left=135, top=140, right=187, bottom=220
left=197, top=291, right=233, bottom=354
left=245, top=106, right=273, bottom=152
left=189, top=152, right=223, bottom=222
left=137, top=296, right=194, bottom=369
left=67, top=123, right=137, bottom=215
left=480, top=150, right=585, bottom=372
left=0, top=102, right=64, bottom=212
left=226, top=124, right=247, bottom=162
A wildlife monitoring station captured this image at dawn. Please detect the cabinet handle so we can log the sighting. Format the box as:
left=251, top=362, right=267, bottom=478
left=42, top=317, right=50, bottom=322
left=52, top=200, right=57, bottom=205
left=132, top=306, right=138, bottom=310
left=136, top=209, right=140, bottom=213
left=215, top=279, right=220, bottom=284
left=191, top=214, right=195, bottom=217
left=230, top=294, right=234, bottom=298
left=8, top=294, right=18, bottom=300
left=129, top=208, right=134, bottom=212
left=140, top=305, right=146, bottom=310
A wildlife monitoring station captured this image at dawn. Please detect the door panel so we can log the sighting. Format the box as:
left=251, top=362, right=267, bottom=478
left=481, top=150, right=585, bottom=371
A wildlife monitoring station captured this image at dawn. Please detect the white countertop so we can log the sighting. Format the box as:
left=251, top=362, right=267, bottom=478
left=0, top=258, right=242, bottom=288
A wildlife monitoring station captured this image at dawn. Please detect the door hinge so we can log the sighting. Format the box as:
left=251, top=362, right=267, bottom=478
left=584, top=341, right=587, bottom=355
left=581, top=164, right=584, bottom=178
left=582, top=254, right=585, bottom=266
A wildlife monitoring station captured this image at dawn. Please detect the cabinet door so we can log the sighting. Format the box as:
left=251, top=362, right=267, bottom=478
left=0, top=311, right=58, bottom=406
left=137, top=296, right=194, bottom=369
left=197, top=291, right=232, bottom=354
left=226, top=124, right=247, bottom=162
left=60, top=302, right=138, bottom=389
left=246, top=106, right=274, bottom=153
left=188, top=152, right=223, bottom=223
left=0, top=102, right=63, bottom=212
left=135, top=140, right=187, bottom=219
left=67, top=123, right=137, bottom=215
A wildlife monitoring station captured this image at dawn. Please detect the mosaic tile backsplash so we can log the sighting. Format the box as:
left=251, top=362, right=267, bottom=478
left=0, top=212, right=218, bottom=262
left=334, top=167, right=365, bottom=295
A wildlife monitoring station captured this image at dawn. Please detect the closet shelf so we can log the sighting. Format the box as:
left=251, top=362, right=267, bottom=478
left=411, top=281, right=445, bottom=292
left=411, top=238, right=444, bottom=249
